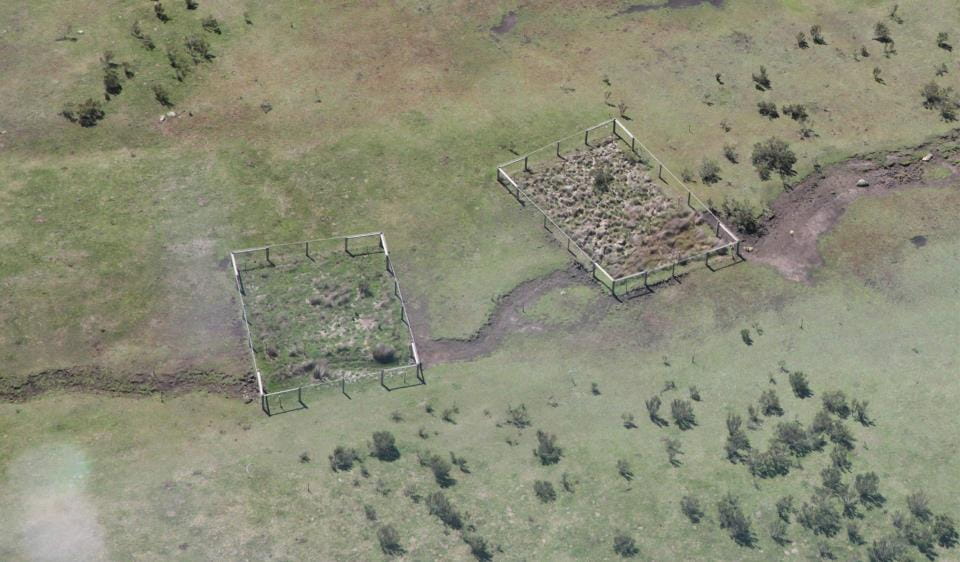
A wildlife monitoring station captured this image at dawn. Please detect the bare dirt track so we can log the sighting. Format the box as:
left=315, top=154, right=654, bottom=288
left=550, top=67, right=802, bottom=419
left=744, top=130, right=960, bottom=282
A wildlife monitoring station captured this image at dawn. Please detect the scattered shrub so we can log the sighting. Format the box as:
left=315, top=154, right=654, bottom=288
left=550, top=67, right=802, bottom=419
left=933, top=514, right=959, bottom=548
left=663, top=438, right=683, bottom=467
left=717, top=493, right=754, bottom=546
left=776, top=496, right=794, bottom=523
left=921, top=81, right=959, bottom=121
left=561, top=472, right=577, bottom=493
left=425, top=491, right=462, bottom=529
left=759, top=390, right=783, bottom=416
left=797, top=31, right=808, bottom=49
left=370, top=431, right=400, bottom=462
left=372, top=344, right=396, bottom=364
left=830, top=445, right=852, bottom=473
left=299, top=451, right=310, bottom=463
left=874, top=22, right=892, bottom=43
left=363, top=504, right=378, bottom=521
left=811, top=409, right=834, bottom=435
left=329, top=446, right=362, bottom=472
left=752, top=65, right=771, bottom=91
left=689, top=386, right=701, bottom=402
left=534, top=480, right=556, bottom=503
left=827, top=421, right=856, bottom=450
left=822, top=391, right=850, bottom=418
left=748, top=444, right=792, bottom=478
left=613, top=533, right=639, bottom=557
left=617, top=459, right=634, bottom=481
left=505, top=404, right=531, bottom=429
left=153, top=84, right=174, bottom=107
left=719, top=198, right=764, bottom=235
left=462, top=533, right=493, bottom=561
left=202, top=15, right=221, bottom=34
left=185, top=35, right=214, bottom=62
left=723, top=144, right=739, bottom=163
left=389, top=411, right=403, bottom=423
left=449, top=451, right=470, bottom=473
left=61, top=99, right=105, bottom=127
left=534, top=430, right=563, bottom=465
left=441, top=405, right=459, bottom=424
left=681, top=168, right=694, bottom=183
left=774, top=420, right=822, bottom=457
left=821, top=467, right=845, bottom=495
left=938, top=31, right=952, bottom=51
left=937, top=63, right=949, bottom=77
left=855, top=472, right=884, bottom=508
left=591, top=382, right=601, bottom=395
left=751, top=137, right=797, bottom=180
left=130, top=21, right=155, bottom=50
left=757, top=101, right=779, bottom=119
left=681, top=496, right=704, bottom=523
left=645, top=396, right=667, bottom=427
left=671, top=399, right=696, bottom=430
left=186, top=0, right=199, bottom=9
left=788, top=371, right=812, bottom=398
left=622, top=413, right=637, bottom=429
left=699, top=159, right=721, bottom=184
left=867, top=536, right=906, bottom=562
left=847, top=522, right=864, bottom=545
left=907, top=491, right=932, bottom=521
left=725, top=413, right=751, bottom=463
left=770, top=518, right=789, bottom=545
left=593, top=167, right=615, bottom=193
left=798, top=497, right=841, bottom=537
left=154, top=2, right=170, bottom=22
left=782, top=103, right=808, bottom=122
left=747, top=405, right=762, bottom=429
left=167, top=48, right=190, bottom=81
left=377, top=525, right=404, bottom=556
left=419, top=452, right=455, bottom=487
left=811, top=24, right=825, bottom=45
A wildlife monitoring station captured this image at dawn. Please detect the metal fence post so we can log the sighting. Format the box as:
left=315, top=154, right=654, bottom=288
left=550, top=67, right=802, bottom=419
left=265, top=246, right=271, bottom=265
left=584, top=130, right=589, bottom=146
left=556, top=142, right=561, bottom=158
left=658, top=164, right=664, bottom=182
left=523, top=156, right=529, bottom=172
left=305, top=241, right=310, bottom=259
left=643, top=271, right=650, bottom=292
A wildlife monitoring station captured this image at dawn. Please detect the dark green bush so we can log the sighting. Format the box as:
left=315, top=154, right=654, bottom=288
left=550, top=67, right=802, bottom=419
left=462, top=533, right=493, bottom=561
left=681, top=496, right=704, bottom=523
left=670, top=399, right=696, bottom=430
left=757, top=101, right=779, bottom=119
left=153, top=84, right=174, bottom=107
left=370, top=431, right=400, bottom=461
left=822, top=391, right=850, bottom=418
left=419, top=452, right=455, bottom=487
left=788, top=371, right=812, bottom=398
left=699, top=159, right=721, bottom=184
left=613, top=533, right=639, bottom=557
left=855, top=472, right=884, bottom=508
left=155, top=2, right=170, bottom=22
left=751, top=137, right=797, bottom=180
left=377, top=525, right=404, bottom=556
left=748, top=444, right=792, bottom=478
left=752, top=65, right=771, bottom=91
left=61, top=99, right=106, bottom=127
left=425, top=491, right=462, bottom=529
left=719, top=198, right=765, bottom=235
left=185, top=35, right=215, bottom=62
left=329, top=446, right=361, bottom=472
left=533, top=430, right=562, bottom=465
left=505, top=404, right=531, bottom=429
left=534, top=480, right=556, bottom=503
left=717, top=493, right=754, bottom=546
left=759, top=389, right=783, bottom=416
left=202, top=15, right=221, bottom=34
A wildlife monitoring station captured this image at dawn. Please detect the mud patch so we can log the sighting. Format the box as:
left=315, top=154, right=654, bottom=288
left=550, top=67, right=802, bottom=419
left=743, top=130, right=960, bottom=282
left=491, top=11, right=517, bottom=34
left=620, top=0, right=724, bottom=15
left=910, top=235, right=928, bottom=248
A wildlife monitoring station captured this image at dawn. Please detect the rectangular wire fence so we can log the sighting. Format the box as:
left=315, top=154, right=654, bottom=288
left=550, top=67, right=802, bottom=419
left=230, top=232, right=424, bottom=415
left=496, top=118, right=742, bottom=300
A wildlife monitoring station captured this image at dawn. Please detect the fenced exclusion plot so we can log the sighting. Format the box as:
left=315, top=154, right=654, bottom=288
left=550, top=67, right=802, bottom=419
left=230, top=232, right=424, bottom=415
left=496, top=119, right=742, bottom=301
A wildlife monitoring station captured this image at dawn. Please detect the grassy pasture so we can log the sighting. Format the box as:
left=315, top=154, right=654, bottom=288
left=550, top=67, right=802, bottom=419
left=1, top=182, right=958, bottom=560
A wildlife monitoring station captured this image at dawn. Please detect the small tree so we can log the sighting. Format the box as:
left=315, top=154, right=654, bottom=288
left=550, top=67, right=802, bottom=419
left=370, top=431, right=400, bottom=461
left=377, top=525, right=404, bottom=556
left=938, top=31, right=952, bottom=51
left=671, top=399, right=696, bottom=430
left=617, top=459, right=634, bottom=481
left=775, top=420, right=822, bottom=457
left=534, top=480, right=557, bottom=503
left=798, top=497, right=841, bottom=537
left=759, top=389, right=783, bottom=416
left=723, top=144, right=738, bottom=163
left=533, top=430, right=562, bottom=465
left=725, top=413, right=751, bottom=463
left=645, top=396, right=667, bottom=427
left=425, top=491, right=462, bottom=529
left=830, top=445, right=852, bottom=473
left=329, top=446, right=361, bottom=472
left=717, top=493, right=754, bottom=546
left=797, top=31, right=809, bottom=49
left=720, top=198, right=764, bottom=235
left=419, top=453, right=455, bottom=487
left=827, top=421, right=856, bottom=450
left=810, top=25, right=825, bottom=45
left=822, top=391, right=850, bottom=418
left=788, top=371, right=812, bottom=398
left=699, top=159, right=721, bottom=184
left=752, top=65, right=771, bottom=91
left=751, top=137, right=797, bottom=181
left=854, top=472, right=884, bottom=508
left=874, top=22, right=892, bottom=43
left=681, top=496, right=704, bottom=523
left=847, top=522, right=864, bottom=545
left=757, top=101, right=779, bottom=119
left=613, top=533, right=639, bottom=557
left=154, top=2, right=170, bottom=22
left=821, top=467, right=845, bottom=495
left=747, top=445, right=792, bottom=478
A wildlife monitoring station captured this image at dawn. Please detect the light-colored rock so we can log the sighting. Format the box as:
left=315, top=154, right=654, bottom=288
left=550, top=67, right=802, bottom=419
left=159, top=115, right=165, bottom=122
left=789, top=230, right=795, bottom=236
left=922, top=153, right=933, bottom=162
left=856, top=178, right=869, bottom=187
left=165, top=111, right=176, bottom=118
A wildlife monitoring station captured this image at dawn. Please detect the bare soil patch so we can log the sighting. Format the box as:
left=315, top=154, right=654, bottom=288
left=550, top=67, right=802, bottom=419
left=620, top=0, right=724, bottom=15
left=744, top=130, right=960, bottom=282
left=519, top=139, right=717, bottom=277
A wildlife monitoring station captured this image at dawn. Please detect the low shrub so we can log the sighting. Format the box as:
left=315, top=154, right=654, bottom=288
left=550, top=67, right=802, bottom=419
left=61, top=99, right=105, bottom=127
left=377, top=525, right=404, bottom=556
left=329, top=446, right=362, bottom=472
left=425, top=491, right=462, bottom=529
left=534, top=480, right=556, bottom=503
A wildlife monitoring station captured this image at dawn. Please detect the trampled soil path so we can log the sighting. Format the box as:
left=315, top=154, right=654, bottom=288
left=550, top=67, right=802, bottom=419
left=410, top=264, right=606, bottom=365
left=743, top=130, right=960, bottom=283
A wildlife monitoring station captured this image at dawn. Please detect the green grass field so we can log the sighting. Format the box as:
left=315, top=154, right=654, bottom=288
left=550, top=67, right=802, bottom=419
left=1, top=0, right=959, bottom=559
